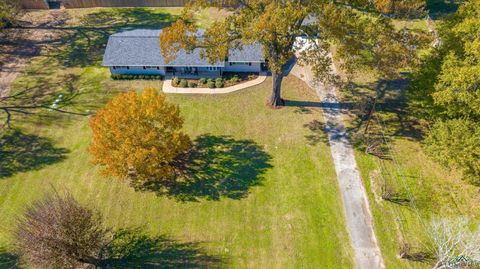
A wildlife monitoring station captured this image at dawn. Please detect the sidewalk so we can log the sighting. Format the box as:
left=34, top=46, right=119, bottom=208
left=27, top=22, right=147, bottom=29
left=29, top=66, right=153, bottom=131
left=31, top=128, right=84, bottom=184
left=162, top=73, right=267, bottom=94
left=291, top=61, right=385, bottom=269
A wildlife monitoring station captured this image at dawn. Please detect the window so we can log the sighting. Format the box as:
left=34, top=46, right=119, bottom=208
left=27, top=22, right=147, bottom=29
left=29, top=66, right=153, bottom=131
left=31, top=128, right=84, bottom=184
left=207, top=67, right=219, bottom=71
left=229, top=62, right=252, bottom=66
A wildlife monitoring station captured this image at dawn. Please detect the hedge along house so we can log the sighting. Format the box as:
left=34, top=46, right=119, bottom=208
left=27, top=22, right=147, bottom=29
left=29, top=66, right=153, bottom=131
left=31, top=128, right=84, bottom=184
left=102, top=29, right=266, bottom=78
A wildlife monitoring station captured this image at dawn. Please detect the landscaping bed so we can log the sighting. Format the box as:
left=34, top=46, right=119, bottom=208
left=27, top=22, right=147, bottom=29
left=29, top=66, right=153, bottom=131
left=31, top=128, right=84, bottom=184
left=172, top=72, right=258, bottom=88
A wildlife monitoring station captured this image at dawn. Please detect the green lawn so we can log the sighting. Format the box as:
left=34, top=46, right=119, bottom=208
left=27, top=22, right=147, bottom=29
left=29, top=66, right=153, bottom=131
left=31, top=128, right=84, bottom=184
left=337, top=67, right=480, bottom=269
left=0, top=8, right=354, bottom=268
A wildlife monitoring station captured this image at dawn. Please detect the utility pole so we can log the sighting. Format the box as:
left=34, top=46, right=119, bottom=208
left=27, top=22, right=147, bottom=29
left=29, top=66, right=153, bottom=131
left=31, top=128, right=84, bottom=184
left=364, top=96, right=377, bottom=135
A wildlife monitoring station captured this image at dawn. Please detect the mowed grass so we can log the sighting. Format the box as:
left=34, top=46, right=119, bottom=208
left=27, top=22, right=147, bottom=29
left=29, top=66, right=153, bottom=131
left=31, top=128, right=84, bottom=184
left=355, top=140, right=480, bottom=269
left=0, top=72, right=354, bottom=268
left=336, top=66, right=480, bottom=268
left=0, top=7, right=354, bottom=266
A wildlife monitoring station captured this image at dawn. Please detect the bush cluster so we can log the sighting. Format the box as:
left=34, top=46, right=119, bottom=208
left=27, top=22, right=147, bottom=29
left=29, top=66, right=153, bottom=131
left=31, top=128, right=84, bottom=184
left=111, top=74, right=163, bottom=80
left=172, top=77, right=180, bottom=86
left=215, top=78, right=224, bottom=88
left=171, top=77, right=228, bottom=89
left=207, top=80, right=215, bottom=89
left=230, top=75, right=240, bottom=84
left=179, top=79, right=188, bottom=88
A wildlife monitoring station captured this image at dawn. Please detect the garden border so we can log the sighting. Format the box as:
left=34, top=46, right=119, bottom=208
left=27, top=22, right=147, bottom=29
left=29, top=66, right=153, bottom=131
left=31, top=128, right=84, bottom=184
left=162, top=73, right=267, bottom=94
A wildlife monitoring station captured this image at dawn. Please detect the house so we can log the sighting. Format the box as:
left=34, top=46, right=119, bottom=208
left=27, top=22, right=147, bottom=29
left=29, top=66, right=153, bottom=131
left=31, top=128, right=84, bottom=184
left=102, top=29, right=266, bottom=77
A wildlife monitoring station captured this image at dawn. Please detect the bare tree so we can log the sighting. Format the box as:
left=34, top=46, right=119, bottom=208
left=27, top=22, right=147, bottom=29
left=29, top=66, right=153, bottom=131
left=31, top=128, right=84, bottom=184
left=15, top=191, right=111, bottom=268
left=429, top=217, right=480, bottom=269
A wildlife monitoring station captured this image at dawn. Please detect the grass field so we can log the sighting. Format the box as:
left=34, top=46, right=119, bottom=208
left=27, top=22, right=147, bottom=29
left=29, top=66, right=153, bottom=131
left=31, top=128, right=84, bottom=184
left=0, top=7, right=355, bottom=268
left=336, top=65, right=480, bottom=268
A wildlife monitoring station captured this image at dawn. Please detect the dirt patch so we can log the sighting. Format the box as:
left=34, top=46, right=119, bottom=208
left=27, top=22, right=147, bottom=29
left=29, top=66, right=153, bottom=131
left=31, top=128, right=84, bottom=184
left=0, top=10, right=70, bottom=97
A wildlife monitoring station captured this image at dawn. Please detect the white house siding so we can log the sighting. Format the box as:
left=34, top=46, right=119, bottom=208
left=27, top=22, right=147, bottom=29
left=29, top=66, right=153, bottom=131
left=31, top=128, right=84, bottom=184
left=223, top=62, right=262, bottom=73
left=109, top=66, right=165, bottom=75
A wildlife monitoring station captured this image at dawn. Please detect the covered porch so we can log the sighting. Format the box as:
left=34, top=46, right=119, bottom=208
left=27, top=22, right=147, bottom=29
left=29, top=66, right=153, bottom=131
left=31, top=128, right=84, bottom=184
left=166, top=66, right=222, bottom=78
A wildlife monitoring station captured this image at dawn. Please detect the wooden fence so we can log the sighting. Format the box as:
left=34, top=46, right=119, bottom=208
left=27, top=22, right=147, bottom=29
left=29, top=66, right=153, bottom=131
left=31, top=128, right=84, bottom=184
left=63, top=0, right=190, bottom=8
left=18, top=0, right=234, bottom=10
left=18, top=0, right=50, bottom=9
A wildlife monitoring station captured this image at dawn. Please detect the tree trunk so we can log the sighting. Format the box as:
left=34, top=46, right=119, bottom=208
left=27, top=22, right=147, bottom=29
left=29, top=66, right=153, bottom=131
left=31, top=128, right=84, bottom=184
left=78, top=256, right=105, bottom=268
left=269, top=72, right=285, bottom=108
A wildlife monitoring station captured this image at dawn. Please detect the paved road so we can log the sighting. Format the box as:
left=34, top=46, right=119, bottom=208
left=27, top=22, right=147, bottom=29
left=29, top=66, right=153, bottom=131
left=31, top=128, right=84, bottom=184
left=291, top=62, right=385, bottom=269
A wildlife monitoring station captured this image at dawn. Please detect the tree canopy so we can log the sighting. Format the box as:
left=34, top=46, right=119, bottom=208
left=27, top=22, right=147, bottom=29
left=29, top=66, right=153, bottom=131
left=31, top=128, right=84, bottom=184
left=409, top=0, right=480, bottom=184
left=89, top=88, right=191, bottom=190
left=0, top=0, right=20, bottom=29
left=160, top=0, right=421, bottom=107
left=15, top=191, right=110, bottom=268
left=373, top=0, right=426, bottom=17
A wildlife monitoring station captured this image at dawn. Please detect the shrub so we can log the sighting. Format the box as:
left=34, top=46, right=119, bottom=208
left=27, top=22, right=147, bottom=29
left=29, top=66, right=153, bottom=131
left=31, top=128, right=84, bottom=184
left=188, top=81, right=196, bottom=88
left=172, top=77, right=180, bottom=86
left=207, top=81, right=215, bottom=88
left=215, top=81, right=224, bottom=88
left=179, top=79, right=188, bottom=88
left=207, top=78, right=213, bottom=84
left=230, top=75, right=240, bottom=83
left=199, top=77, right=207, bottom=84
left=15, top=192, right=111, bottom=269
left=215, top=77, right=223, bottom=83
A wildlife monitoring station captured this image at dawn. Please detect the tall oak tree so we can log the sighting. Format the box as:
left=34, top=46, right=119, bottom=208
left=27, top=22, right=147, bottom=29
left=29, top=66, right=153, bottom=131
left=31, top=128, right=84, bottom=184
left=160, top=0, right=419, bottom=107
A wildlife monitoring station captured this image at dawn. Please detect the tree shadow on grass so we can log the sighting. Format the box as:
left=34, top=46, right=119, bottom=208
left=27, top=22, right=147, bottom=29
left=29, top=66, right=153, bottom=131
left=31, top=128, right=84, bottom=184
left=104, top=229, right=224, bottom=268
left=427, top=0, right=460, bottom=19
left=155, top=135, right=272, bottom=202
left=53, top=9, right=178, bottom=68
left=341, top=76, right=424, bottom=142
left=0, top=129, right=68, bottom=178
left=303, top=120, right=330, bottom=146
left=0, top=248, right=19, bottom=269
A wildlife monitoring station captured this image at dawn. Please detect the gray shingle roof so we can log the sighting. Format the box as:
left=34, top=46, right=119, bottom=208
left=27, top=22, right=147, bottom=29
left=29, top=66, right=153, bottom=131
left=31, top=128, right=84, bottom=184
left=102, top=29, right=264, bottom=67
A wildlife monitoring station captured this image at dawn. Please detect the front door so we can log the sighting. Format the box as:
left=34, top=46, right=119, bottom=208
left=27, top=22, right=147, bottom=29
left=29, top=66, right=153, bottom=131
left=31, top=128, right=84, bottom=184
left=47, top=0, right=62, bottom=9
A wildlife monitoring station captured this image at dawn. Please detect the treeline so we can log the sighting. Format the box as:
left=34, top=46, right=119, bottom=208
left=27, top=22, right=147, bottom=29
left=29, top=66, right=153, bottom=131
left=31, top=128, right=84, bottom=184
left=408, top=0, right=480, bottom=184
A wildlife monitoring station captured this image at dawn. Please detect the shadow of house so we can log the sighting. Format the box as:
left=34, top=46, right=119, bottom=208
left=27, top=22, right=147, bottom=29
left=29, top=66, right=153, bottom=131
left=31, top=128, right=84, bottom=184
left=0, top=129, right=68, bottom=178
left=104, top=229, right=224, bottom=269
left=154, top=135, right=272, bottom=202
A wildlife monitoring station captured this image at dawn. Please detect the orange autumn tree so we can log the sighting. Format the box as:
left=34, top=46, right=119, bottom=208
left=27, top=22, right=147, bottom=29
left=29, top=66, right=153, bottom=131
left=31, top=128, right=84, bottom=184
left=89, top=88, right=191, bottom=190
